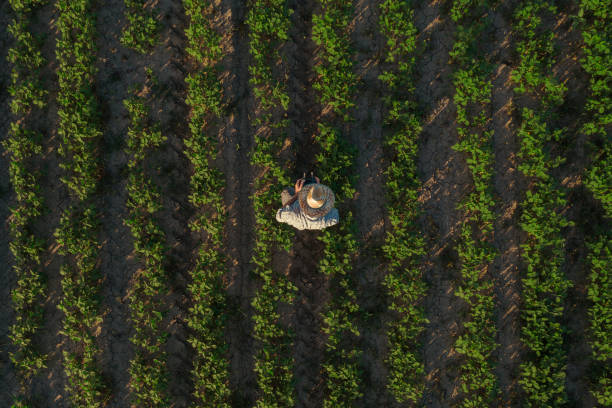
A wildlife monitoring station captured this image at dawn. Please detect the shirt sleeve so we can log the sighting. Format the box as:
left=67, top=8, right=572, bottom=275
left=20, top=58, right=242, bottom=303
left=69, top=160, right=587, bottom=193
left=276, top=202, right=306, bottom=230
left=323, top=208, right=339, bottom=228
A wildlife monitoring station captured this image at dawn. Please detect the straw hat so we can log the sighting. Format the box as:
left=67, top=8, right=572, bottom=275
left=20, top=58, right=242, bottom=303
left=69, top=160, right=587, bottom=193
left=298, top=183, right=335, bottom=219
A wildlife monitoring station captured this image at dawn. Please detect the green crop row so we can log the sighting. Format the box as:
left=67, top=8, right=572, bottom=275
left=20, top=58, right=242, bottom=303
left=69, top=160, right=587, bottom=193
left=53, top=0, right=108, bottom=406
left=312, top=0, right=356, bottom=121
left=576, top=2, right=612, bottom=404
left=246, top=1, right=296, bottom=406
left=123, top=93, right=170, bottom=406
left=313, top=1, right=361, bottom=406
left=121, top=0, right=160, bottom=54
left=585, top=237, right=612, bottom=406
left=183, top=0, right=231, bottom=406
left=449, top=3, right=499, bottom=406
left=5, top=1, right=48, bottom=406
left=510, top=2, right=567, bottom=107
left=377, top=0, right=427, bottom=404
left=512, top=2, right=573, bottom=406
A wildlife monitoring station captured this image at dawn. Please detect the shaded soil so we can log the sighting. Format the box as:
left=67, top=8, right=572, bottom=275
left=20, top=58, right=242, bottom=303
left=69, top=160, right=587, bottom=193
left=284, top=0, right=329, bottom=407
left=413, top=1, right=468, bottom=406
left=143, top=3, right=195, bottom=407
left=94, top=0, right=138, bottom=405
left=548, top=4, right=597, bottom=407
left=348, top=1, right=395, bottom=407
left=488, top=2, right=523, bottom=406
left=218, top=0, right=257, bottom=406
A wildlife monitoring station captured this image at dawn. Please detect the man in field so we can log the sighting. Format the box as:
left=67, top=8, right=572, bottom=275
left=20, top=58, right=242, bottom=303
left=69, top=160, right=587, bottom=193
left=276, top=172, right=339, bottom=230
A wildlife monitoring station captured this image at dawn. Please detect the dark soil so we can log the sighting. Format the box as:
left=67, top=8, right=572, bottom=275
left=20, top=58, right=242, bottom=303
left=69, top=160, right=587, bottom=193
left=348, top=0, right=395, bottom=407
left=284, top=0, right=329, bottom=407
left=488, top=2, right=523, bottom=406
left=413, top=1, right=469, bottom=406
left=219, top=0, right=257, bottom=406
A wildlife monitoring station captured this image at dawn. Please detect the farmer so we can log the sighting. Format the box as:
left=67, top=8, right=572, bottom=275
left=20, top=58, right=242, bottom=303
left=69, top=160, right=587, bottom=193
left=276, top=173, right=339, bottom=230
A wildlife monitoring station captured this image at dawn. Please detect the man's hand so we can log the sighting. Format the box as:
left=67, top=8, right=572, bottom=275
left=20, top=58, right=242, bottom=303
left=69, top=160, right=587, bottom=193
left=295, top=178, right=305, bottom=193
left=315, top=176, right=320, bottom=183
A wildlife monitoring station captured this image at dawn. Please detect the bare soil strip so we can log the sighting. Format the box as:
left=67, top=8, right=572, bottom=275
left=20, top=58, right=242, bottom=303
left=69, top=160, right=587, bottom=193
left=142, top=2, right=195, bottom=406
left=550, top=5, right=596, bottom=405
left=93, top=0, right=138, bottom=405
left=219, top=1, right=257, bottom=405
left=413, top=1, right=468, bottom=406
left=488, top=2, right=522, bottom=405
left=349, top=1, right=394, bottom=407
left=283, top=0, right=330, bottom=407
left=0, top=2, right=18, bottom=405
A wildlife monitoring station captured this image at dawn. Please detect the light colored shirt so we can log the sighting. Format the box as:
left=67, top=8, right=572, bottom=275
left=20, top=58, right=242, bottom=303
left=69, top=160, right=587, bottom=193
left=275, top=200, right=339, bottom=230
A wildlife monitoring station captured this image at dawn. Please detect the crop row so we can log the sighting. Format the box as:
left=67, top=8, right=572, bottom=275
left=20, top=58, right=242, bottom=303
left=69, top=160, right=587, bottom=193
left=577, top=1, right=611, bottom=405
left=377, top=0, right=427, bottom=404
left=312, top=1, right=361, bottom=407
left=246, top=1, right=297, bottom=406
left=449, top=2, right=499, bottom=406
left=53, top=0, right=107, bottom=405
left=5, top=0, right=48, bottom=406
left=511, top=2, right=572, bottom=406
left=123, top=93, right=170, bottom=406
left=182, top=0, right=232, bottom=406
left=121, top=0, right=160, bottom=54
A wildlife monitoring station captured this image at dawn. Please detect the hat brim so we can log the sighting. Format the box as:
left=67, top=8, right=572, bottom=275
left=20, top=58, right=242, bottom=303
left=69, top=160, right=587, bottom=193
left=298, top=184, right=335, bottom=219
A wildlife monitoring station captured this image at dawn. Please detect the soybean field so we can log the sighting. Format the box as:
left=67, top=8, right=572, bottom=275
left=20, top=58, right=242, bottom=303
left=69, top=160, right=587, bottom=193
left=0, top=0, right=610, bottom=407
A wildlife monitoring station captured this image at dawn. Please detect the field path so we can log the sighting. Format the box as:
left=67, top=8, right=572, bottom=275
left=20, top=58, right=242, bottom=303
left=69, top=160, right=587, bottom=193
left=550, top=4, right=596, bottom=406
left=413, top=1, right=468, bottom=406
left=349, top=1, right=394, bottom=407
left=284, top=0, right=329, bottom=407
left=488, top=2, right=522, bottom=405
left=219, top=1, right=257, bottom=405
left=143, top=1, right=195, bottom=406
left=94, top=0, right=138, bottom=405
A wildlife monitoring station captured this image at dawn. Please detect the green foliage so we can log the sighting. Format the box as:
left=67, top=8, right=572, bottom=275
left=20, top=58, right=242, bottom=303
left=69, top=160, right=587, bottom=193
left=577, top=3, right=612, bottom=403
left=510, top=2, right=573, bottom=405
left=247, top=1, right=297, bottom=406
left=378, top=0, right=427, bottom=403
left=511, top=1, right=567, bottom=107
left=121, top=0, right=160, bottom=53
left=313, top=2, right=362, bottom=402
left=183, top=1, right=232, bottom=405
left=449, top=2, right=499, bottom=404
left=312, top=0, right=356, bottom=120
left=586, top=237, right=612, bottom=405
left=54, top=0, right=107, bottom=405
left=123, top=92, right=170, bottom=406
left=4, top=9, right=48, bottom=395
left=516, top=107, right=572, bottom=407
left=576, top=0, right=611, bottom=139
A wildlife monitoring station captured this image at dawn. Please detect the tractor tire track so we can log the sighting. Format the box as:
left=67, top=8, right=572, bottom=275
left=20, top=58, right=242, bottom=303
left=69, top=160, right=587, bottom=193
left=349, top=1, right=393, bottom=407
left=285, top=1, right=329, bottom=406
left=94, top=0, right=138, bottom=405
left=488, top=2, right=522, bottom=406
left=145, top=2, right=195, bottom=406
left=219, top=1, right=257, bottom=406
left=550, top=4, right=596, bottom=405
